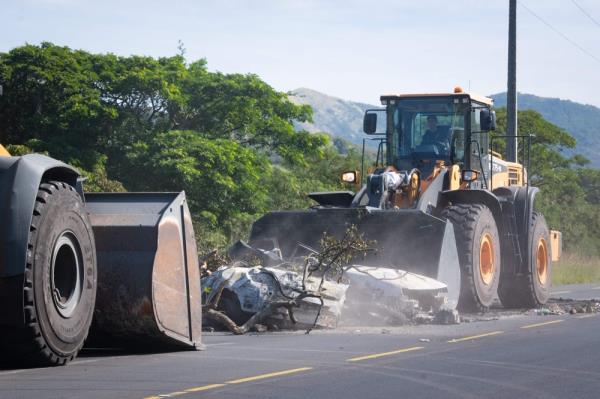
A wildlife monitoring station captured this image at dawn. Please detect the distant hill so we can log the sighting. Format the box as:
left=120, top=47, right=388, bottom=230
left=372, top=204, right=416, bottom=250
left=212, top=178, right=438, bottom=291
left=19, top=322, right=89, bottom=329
left=491, top=93, right=600, bottom=167
left=288, top=88, right=375, bottom=147
left=290, top=88, right=600, bottom=167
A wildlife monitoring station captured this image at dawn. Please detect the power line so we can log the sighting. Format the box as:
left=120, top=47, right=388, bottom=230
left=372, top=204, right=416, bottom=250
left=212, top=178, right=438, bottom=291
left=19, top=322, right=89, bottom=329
left=519, top=1, right=600, bottom=65
left=571, top=0, right=600, bottom=29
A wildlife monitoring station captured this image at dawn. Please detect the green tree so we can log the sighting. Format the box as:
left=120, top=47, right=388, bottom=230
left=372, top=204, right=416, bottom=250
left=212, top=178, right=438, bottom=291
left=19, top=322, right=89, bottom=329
left=264, top=135, right=363, bottom=211
left=122, top=130, right=272, bottom=248
left=176, top=62, right=325, bottom=165
left=0, top=43, right=117, bottom=170
left=494, top=108, right=577, bottom=184
left=495, top=108, right=600, bottom=254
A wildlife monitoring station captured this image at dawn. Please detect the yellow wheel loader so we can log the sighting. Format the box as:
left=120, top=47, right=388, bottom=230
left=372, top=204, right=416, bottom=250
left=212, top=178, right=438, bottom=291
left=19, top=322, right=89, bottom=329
left=248, top=88, right=562, bottom=312
left=0, top=144, right=202, bottom=366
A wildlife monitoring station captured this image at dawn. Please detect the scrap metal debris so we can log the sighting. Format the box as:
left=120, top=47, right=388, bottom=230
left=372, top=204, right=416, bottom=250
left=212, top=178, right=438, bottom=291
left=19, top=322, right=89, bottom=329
left=201, top=227, right=460, bottom=333
left=202, top=265, right=348, bottom=332
left=201, top=226, right=368, bottom=334
left=202, top=247, right=460, bottom=334
left=531, top=298, right=600, bottom=316
left=340, top=265, right=456, bottom=326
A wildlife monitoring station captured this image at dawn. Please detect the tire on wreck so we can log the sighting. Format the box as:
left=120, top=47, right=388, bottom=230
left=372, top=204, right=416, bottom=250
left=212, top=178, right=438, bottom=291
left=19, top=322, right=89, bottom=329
left=442, top=203, right=501, bottom=312
left=3, top=181, right=97, bottom=366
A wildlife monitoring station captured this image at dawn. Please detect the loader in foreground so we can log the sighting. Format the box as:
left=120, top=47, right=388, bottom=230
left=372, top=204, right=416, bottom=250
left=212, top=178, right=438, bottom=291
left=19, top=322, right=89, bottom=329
left=248, top=88, right=562, bottom=312
left=0, top=146, right=202, bottom=366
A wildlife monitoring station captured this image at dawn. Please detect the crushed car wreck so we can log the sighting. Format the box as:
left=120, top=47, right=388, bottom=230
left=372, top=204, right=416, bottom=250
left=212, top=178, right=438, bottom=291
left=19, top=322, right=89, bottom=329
left=202, top=265, right=348, bottom=330
left=342, top=266, right=458, bottom=326
left=201, top=233, right=460, bottom=334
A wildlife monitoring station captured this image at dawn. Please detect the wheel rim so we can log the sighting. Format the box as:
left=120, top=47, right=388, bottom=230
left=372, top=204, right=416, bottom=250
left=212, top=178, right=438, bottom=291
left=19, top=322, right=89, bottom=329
left=479, top=233, right=495, bottom=286
left=536, top=238, right=549, bottom=285
left=51, top=232, right=84, bottom=318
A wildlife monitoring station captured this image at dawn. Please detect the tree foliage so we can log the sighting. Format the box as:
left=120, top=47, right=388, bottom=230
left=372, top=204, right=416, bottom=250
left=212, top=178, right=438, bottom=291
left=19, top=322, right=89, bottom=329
left=0, top=43, right=354, bottom=250
left=1, top=43, right=597, bottom=255
left=126, top=130, right=271, bottom=235
left=494, top=108, right=600, bottom=254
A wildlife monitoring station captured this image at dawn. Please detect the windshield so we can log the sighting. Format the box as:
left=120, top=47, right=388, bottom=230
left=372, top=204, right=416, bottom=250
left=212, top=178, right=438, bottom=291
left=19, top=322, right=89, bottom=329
left=388, top=97, right=469, bottom=169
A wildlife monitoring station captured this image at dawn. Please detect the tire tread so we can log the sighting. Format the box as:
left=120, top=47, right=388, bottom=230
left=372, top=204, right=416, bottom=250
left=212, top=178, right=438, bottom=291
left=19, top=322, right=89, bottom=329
left=442, top=204, right=496, bottom=313
left=1, top=181, right=87, bottom=366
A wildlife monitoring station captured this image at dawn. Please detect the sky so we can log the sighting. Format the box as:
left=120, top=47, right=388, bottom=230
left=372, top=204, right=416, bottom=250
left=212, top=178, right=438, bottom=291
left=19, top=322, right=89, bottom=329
left=2, top=0, right=600, bottom=107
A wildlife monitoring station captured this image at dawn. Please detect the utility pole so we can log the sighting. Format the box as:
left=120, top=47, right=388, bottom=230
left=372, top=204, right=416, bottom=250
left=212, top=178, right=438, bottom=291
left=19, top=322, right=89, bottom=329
left=506, top=0, right=518, bottom=162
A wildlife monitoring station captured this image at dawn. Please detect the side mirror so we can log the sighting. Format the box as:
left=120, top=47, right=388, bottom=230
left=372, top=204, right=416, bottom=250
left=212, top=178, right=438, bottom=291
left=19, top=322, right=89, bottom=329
left=480, top=109, right=496, bottom=131
left=363, top=112, right=378, bottom=134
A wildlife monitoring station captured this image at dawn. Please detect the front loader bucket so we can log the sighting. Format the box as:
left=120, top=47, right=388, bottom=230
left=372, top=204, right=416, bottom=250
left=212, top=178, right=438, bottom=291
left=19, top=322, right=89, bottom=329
left=84, top=192, right=202, bottom=349
left=249, top=208, right=461, bottom=306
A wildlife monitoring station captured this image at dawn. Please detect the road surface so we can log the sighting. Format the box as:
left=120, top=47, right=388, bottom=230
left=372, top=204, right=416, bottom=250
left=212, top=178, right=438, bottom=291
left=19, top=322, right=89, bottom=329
left=1, top=284, right=599, bottom=399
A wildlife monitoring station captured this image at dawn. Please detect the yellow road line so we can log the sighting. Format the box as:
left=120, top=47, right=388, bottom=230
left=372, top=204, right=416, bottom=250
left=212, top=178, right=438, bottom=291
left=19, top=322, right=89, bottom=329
left=185, top=383, right=226, bottom=393
left=346, top=346, right=424, bottom=362
left=520, top=320, right=564, bottom=329
left=448, top=331, right=504, bottom=343
left=143, top=392, right=189, bottom=399
left=225, top=367, right=313, bottom=384
left=144, top=368, right=311, bottom=398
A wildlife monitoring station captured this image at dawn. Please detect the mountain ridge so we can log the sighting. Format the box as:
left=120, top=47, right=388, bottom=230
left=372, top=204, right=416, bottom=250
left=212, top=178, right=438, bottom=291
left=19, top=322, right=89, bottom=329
left=289, top=88, right=600, bottom=167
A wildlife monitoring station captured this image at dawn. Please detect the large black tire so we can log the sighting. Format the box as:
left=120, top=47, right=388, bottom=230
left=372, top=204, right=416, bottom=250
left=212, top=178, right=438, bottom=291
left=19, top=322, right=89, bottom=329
left=4, top=181, right=97, bottom=366
left=498, top=212, right=552, bottom=308
left=442, top=204, right=501, bottom=312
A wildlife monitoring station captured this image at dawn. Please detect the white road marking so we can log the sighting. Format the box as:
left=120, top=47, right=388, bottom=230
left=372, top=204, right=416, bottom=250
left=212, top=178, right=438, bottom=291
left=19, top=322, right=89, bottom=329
left=71, top=358, right=105, bottom=365
left=576, top=314, right=598, bottom=319
left=551, top=290, right=571, bottom=295
left=0, top=370, right=27, bottom=376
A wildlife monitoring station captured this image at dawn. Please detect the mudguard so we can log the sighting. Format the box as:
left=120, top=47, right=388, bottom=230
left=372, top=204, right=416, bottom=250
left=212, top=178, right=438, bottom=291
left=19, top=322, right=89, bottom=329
left=439, top=188, right=503, bottom=226
left=494, top=185, right=540, bottom=274
left=0, top=154, right=79, bottom=325
left=0, top=154, right=79, bottom=278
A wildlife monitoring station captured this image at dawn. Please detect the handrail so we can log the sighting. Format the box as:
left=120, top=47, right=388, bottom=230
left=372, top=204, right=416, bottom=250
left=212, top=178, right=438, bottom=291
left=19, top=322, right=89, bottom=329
left=360, top=137, right=386, bottom=182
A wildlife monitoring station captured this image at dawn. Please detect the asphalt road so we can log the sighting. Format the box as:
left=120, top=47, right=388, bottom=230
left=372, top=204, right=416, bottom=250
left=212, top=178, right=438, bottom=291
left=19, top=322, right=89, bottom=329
left=1, top=284, right=599, bottom=399
left=550, top=283, right=600, bottom=300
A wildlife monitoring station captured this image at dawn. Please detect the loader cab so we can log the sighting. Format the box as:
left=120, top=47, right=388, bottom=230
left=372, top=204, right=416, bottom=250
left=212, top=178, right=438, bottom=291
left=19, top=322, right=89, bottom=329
left=367, top=90, right=496, bottom=187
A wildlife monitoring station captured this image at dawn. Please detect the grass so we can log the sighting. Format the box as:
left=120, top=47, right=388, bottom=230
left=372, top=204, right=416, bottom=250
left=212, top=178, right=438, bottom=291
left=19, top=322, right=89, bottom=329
left=552, top=252, right=600, bottom=285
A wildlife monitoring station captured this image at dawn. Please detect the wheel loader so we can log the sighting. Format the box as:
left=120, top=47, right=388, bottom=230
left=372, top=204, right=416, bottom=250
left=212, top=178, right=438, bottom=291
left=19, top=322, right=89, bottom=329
left=248, top=88, right=562, bottom=312
left=0, top=144, right=202, bottom=366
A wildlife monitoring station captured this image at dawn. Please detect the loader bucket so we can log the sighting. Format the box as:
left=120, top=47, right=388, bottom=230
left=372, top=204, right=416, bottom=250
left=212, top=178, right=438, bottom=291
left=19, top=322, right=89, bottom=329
left=84, top=192, right=202, bottom=349
left=249, top=208, right=461, bottom=306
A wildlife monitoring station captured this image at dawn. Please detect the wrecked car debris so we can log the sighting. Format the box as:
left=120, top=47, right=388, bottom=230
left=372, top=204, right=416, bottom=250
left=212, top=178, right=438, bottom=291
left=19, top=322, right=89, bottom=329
left=202, top=227, right=372, bottom=334
left=339, top=265, right=457, bottom=326
left=202, top=265, right=348, bottom=331
left=200, top=226, right=463, bottom=334
left=201, top=247, right=461, bottom=333
left=201, top=262, right=460, bottom=332
left=531, top=298, right=600, bottom=316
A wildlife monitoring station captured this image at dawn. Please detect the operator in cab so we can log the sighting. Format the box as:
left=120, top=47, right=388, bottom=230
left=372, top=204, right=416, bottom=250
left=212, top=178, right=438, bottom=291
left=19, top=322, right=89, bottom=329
left=422, top=115, right=450, bottom=147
